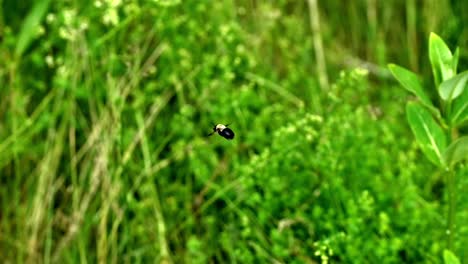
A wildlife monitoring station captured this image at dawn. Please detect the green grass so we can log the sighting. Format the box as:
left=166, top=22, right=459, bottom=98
left=0, top=0, right=467, bottom=263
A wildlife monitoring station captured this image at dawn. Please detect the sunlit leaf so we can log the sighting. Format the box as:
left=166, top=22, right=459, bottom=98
left=388, top=64, right=433, bottom=109
left=449, top=86, right=468, bottom=126
left=406, top=102, right=446, bottom=167
left=429, top=32, right=455, bottom=86
left=439, top=71, right=468, bottom=101
left=443, top=136, right=468, bottom=167
left=443, top=250, right=461, bottom=264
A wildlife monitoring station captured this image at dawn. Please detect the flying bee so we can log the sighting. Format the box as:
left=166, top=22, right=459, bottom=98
left=208, top=124, right=235, bottom=140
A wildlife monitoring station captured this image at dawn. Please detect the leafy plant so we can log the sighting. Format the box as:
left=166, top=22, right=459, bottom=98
left=444, top=249, right=461, bottom=264
left=2, top=1, right=468, bottom=263
left=388, top=32, right=467, bottom=256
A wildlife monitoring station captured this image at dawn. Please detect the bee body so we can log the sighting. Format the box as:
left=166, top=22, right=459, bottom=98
left=209, top=124, right=235, bottom=140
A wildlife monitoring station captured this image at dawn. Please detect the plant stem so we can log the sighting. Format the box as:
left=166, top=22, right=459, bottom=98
left=308, top=0, right=329, bottom=90
left=446, top=168, right=456, bottom=250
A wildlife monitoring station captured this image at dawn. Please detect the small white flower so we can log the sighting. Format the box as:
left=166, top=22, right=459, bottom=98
left=103, top=9, right=119, bottom=25
left=63, top=9, right=76, bottom=25
left=45, top=55, right=54, bottom=67
left=79, top=21, right=89, bottom=31
left=46, top=13, right=56, bottom=24
left=94, top=0, right=103, bottom=8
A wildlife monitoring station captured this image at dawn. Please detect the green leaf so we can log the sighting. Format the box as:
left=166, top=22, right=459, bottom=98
left=388, top=64, right=433, bottom=109
left=406, top=102, right=446, bottom=167
left=429, top=32, right=455, bottom=86
left=439, top=71, right=468, bottom=101
left=443, top=136, right=468, bottom=167
left=15, top=0, right=52, bottom=58
left=449, top=85, right=468, bottom=126
left=443, top=249, right=461, bottom=264
left=452, top=47, right=460, bottom=72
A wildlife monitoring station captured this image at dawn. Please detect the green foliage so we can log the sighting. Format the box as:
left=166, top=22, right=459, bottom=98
left=439, top=71, right=468, bottom=101
left=389, top=32, right=467, bottom=260
left=388, top=64, right=435, bottom=111
left=443, top=249, right=461, bottom=264
left=15, top=0, right=51, bottom=58
left=186, top=69, right=448, bottom=263
left=1, top=1, right=467, bottom=264
left=429, top=32, right=457, bottom=87
left=440, top=70, right=468, bottom=127
left=406, top=102, right=446, bottom=167
left=450, top=84, right=468, bottom=126
left=444, top=136, right=468, bottom=167
left=389, top=32, right=467, bottom=168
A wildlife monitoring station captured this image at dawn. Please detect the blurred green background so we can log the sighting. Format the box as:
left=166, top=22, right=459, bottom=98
left=1, top=0, right=467, bottom=263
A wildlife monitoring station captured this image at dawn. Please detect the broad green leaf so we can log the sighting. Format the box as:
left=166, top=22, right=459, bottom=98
left=388, top=64, right=433, bottom=109
left=406, top=102, right=446, bottom=167
left=443, top=249, right=461, bottom=264
left=429, top=32, right=454, bottom=86
left=15, top=0, right=52, bottom=58
left=449, top=86, right=468, bottom=126
left=439, top=71, right=468, bottom=101
left=443, top=136, right=468, bottom=167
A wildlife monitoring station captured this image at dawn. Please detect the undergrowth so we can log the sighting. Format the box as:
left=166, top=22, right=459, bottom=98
left=0, top=0, right=467, bottom=263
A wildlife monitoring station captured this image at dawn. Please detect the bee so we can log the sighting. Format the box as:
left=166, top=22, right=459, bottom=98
left=208, top=124, right=235, bottom=140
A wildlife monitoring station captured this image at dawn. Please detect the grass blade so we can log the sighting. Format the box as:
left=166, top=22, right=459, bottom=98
left=15, top=0, right=51, bottom=58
